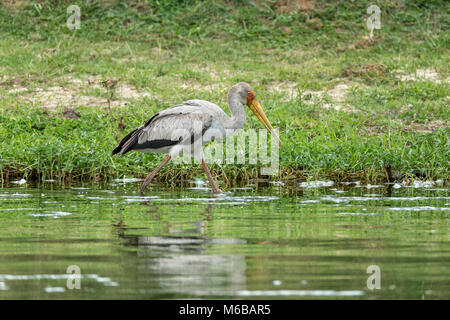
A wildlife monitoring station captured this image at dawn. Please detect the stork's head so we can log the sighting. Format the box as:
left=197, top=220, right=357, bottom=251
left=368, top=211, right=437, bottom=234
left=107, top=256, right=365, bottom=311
left=231, top=82, right=282, bottom=146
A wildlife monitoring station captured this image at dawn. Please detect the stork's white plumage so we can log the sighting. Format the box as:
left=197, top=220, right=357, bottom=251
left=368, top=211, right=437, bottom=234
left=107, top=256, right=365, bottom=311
left=112, top=82, right=280, bottom=194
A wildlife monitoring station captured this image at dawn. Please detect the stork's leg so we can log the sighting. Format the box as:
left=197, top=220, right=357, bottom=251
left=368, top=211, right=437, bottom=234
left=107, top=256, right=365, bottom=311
left=201, top=158, right=222, bottom=194
left=140, top=155, right=171, bottom=195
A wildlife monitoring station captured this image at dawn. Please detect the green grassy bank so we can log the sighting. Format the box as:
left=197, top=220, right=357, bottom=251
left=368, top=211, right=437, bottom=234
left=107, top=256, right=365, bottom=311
left=0, top=0, right=448, bottom=186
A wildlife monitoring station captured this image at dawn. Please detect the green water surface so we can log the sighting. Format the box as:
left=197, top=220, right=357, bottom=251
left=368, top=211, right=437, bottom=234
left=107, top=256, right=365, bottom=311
left=0, top=181, right=448, bottom=299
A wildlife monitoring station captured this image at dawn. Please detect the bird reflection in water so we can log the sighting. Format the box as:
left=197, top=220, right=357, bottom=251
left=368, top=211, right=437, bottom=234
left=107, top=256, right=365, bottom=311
left=112, top=200, right=247, bottom=297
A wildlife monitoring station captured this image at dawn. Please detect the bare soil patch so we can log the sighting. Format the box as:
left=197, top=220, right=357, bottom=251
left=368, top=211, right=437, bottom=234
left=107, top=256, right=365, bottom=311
left=393, top=68, right=449, bottom=84
left=266, top=81, right=358, bottom=112
left=4, top=75, right=152, bottom=110
left=342, top=64, right=386, bottom=81
left=403, top=120, right=449, bottom=133
left=275, top=0, right=314, bottom=13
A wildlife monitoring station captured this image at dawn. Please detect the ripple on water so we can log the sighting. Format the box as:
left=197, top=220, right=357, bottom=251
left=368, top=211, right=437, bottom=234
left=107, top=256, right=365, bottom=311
left=299, top=180, right=334, bottom=188
left=364, top=184, right=384, bottom=189
left=0, top=274, right=118, bottom=288
left=321, top=196, right=376, bottom=203
left=389, top=206, right=450, bottom=211
left=28, top=211, right=72, bottom=218
left=11, top=179, right=27, bottom=185
left=187, top=179, right=206, bottom=186
left=115, top=194, right=280, bottom=207
left=86, top=196, right=118, bottom=201
left=299, top=200, right=320, bottom=204
left=338, top=212, right=378, bottom=216
left=99, top=190, right=115, bottom=194
left=121, top=196, right=160, bottom=202
left=320, top=195, right=450, bottom=204
left=0, top=208, right=44, bottom=211
left=0, top=281, right=9, bottom=290
left=0, top=193, right=32, bottom=199
left=121, top=195, right=279, bottom=205
left=237, top=290, right=364, bottom=297
left=45, top=286, right=66, bottom=293
left=112, top=178, right=143, bottom=183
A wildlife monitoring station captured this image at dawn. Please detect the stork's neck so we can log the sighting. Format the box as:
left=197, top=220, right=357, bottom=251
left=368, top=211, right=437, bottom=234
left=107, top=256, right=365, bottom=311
left=225, top=90, right=246, bottom=130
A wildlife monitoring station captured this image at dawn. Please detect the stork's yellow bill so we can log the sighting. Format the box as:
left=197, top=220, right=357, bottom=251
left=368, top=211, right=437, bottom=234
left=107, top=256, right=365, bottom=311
left=246, top=92, right=282, bottom=146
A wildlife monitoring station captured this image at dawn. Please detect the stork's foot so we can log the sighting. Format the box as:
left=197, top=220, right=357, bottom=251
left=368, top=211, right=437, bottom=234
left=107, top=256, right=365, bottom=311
left=140, top=184, right=149, bottom=196
left=139, top=155, right=172, bottom=196
left=212, top=186, right=222, bottom=194
left=140, top=180, right=153, bottom=195
left=201, top=158, right=222, bottom=194
left=140, top=171, right=156, bottom=195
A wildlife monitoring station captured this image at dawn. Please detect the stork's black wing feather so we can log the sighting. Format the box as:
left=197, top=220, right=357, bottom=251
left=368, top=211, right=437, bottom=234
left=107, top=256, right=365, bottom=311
left=112, top=103, right=214, bottom=156
left=112, top=113, right=162, bottom=156
left=111, top=127, right=141, bottom=156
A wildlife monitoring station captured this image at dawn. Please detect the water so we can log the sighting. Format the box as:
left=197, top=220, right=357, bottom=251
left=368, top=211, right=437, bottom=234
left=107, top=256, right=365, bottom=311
left=0, top=181, right=448, bottom=299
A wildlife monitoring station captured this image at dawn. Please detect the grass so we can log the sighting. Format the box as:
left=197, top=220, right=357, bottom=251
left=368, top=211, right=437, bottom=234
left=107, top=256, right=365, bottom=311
left=0, top=0, right=449, bottom=187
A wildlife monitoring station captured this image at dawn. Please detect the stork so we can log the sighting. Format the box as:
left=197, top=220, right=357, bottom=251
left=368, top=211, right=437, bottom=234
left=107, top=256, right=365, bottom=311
left=112, top=82, right=281, bottom=194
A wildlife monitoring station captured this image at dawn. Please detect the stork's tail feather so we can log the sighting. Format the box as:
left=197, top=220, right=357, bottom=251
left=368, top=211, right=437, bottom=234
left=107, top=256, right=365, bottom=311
left=112, top=127, right=141, bottom=156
